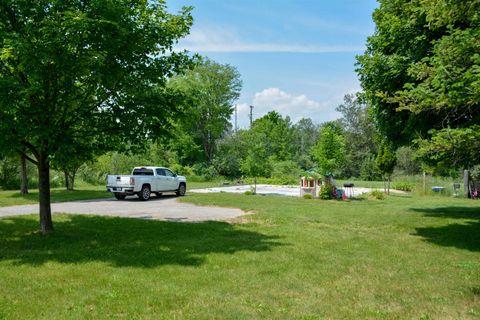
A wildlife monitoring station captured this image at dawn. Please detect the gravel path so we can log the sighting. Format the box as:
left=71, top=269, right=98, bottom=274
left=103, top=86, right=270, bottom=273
left=0, top=195, right=246, bottom=222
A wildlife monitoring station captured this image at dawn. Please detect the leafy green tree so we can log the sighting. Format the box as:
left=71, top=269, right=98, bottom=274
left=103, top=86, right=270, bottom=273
left=291, top=118, right=319, bottom=170
left=250, top=111, right=294, bottom=161
left=336, top=94, right=378, bottom=178
left=241, top=133, right=271, bottom=194
left=212, top=133, right=244, bottom=178
left=0, top=0, right=193, bottom=233
left=376, top=142, right=397, bottom=194
left=357, top=0, right=480, bottom=173
left=415, top=126, right=480, bottom=174
left=169, top=58, right=242, bottom=164
left=395, top=146, right=421, bottom=176
left=311, top=122, right=346, bottom=178
left=51, top=138, right=97, bottom=191
left=356, top=0, right=454, bottom=147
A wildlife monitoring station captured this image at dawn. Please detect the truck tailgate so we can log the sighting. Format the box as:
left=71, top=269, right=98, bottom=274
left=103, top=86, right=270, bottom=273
left=107, top=175, right=133, bottom=187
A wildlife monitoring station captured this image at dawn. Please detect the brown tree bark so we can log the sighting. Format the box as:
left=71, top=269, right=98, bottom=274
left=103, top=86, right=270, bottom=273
left=38, top=153, right=53, bottom=234
left=19, top=153, right=28, bottom=195
left=64, top=171, right=70, bottom=191
left=387, top=176, right=391, bottom=195
left=464, top=170, right=470, bottom=198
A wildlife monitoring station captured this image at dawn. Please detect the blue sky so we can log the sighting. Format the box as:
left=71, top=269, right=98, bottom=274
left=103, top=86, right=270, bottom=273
left=167, top=0, right=378, bottom=128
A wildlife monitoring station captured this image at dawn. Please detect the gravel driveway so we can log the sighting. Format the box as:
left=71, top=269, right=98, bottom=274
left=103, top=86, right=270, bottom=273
left=0, top=196, right=246, bottom=222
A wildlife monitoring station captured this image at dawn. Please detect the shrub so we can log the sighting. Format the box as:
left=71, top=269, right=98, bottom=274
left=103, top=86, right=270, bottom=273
left=319, top=184, right=335, bottom=200
left=244, top=190, right=254, bottom=195
left=368, top=190, right=386, bottom=200
left=170, top=164, right=194, bottom=176
left=303, top=194, right=313, bottom=199
left=393, top=182, right=415, bottom=192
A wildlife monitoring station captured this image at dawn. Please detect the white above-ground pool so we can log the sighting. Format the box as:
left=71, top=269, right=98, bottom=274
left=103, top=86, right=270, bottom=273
left=190, top=184, right=403, bottom=197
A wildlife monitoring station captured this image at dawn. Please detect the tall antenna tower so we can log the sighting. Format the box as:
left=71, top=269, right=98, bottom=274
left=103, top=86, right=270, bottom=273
left=249, top=105, right=254, bottom=128
left=234, top=104, right=237, bottom=133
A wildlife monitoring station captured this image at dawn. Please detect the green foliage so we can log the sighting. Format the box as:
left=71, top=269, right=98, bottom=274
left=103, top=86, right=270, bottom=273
left=244, top=190, right=254, bottom=196
left=367, top=190, right=386, bottom=200
left=376, top=142, right=397, bottom=177
left=0, top=0, right=194, bottom=230
left=211, top=134, right=243, bottom=178
left=250, top=111, right=295, bottom=162
left=291, top=118, right=319, bottom=168
left=319, top=184, right=335, bottom=200
left=393, top=182, right=415, bottom=192
left=303, top=194, right=313, bottom=199
left=0, top=0, right=194, bottom=157
left=336, top=94, right=378, bottom=178
left=360, top=156, right=382, bottom=181
left=241, top=134, right=271, bottom=194
left=311, top=122, right=346, bottom=176
left=356, top=0, right=447, bottom=147
left=395, top=146, right=421, bottom=175
left=168, top=58, right=242, bottom=163
left=169, top=164, right=194, bottom=177
left=471, top=165, right=480, bottom=181
left=357, top=0, right=480, bottom=173
left=271, top=160, right=302, bottom=180
left=415, top=126, right=480, bottom=172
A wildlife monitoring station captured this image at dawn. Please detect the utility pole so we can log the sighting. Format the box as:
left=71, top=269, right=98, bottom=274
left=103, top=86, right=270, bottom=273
left=234, top=104, right=237, bottom=133
left=249, top=105, right=254, bottom=128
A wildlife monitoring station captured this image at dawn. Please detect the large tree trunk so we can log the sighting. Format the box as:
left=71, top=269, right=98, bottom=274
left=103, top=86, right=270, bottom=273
left=68, top=170, right=76, bottom=191
left=464, top=169, right=470, bottom=198
left=64, top=171, right=69, bottom=191
left=69, top=172, right=75, bottom=191
left=20, top=153, right=28, bottom=195
left=387, top=175, right=391, bottom=195
left=38, top=154, right=53, bottom=234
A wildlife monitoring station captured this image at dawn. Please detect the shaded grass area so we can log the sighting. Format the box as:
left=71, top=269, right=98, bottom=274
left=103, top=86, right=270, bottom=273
left=0, top=186, right=111, bottom=207
left=0, top=194, right=479, bottom=318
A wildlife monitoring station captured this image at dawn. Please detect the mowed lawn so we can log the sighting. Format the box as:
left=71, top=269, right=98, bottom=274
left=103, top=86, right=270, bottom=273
left=0, top=182, right=218, bottom=207
left=0, top=186, right=111, bottom=207
left=0, top=193, right=479, bottom=319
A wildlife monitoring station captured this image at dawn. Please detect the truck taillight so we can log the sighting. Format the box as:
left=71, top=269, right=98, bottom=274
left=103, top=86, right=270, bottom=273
left=130, top=177, right=135, bottom=185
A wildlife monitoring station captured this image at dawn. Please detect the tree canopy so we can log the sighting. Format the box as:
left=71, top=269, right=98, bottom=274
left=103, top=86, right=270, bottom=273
left=356, top=0, right=480, bottom=171
left=0, top=0, right=194, bottom=233
left=168, top=58, right=242, bottom=164
left=311, top=122, right=345, bottom=176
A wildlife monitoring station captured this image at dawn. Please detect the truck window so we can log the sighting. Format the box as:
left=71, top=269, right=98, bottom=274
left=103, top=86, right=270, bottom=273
left=133, top=168, right=154, bottom=176
left=165, top=169, right=174, bottom=177
left=156, top=168, right=166, bottom=176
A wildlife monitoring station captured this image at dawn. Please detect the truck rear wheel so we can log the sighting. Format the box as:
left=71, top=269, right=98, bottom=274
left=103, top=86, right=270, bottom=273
left=114, top=193, right=126, bottom=200
left=139, top=185, right=151, bottom=201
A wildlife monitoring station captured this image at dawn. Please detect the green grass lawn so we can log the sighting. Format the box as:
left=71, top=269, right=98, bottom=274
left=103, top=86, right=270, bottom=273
left=0, top=186, right=112, bottom=207
left=0, top=193, right=479, bottom=319
left=0, top=181, right=228, bottom=207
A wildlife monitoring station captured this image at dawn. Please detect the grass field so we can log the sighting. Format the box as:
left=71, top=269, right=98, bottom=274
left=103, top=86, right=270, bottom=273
left=0, top=186, right=111, bottom=207
left=0, top=182, right=222, bottom=207
left=0, top=193, right=479, bottom=319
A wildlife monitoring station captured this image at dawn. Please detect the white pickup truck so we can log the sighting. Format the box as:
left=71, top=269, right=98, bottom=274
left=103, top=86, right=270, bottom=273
left=106, top=166, right=187, bottom=200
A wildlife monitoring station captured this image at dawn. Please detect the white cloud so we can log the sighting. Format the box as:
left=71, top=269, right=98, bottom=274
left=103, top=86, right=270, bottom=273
left=233, top=88, right=345, bottom=128
left=176, top=27, right=364, bottom=53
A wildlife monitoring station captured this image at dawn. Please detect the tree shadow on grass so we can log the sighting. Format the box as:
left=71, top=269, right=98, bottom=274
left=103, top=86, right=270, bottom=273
left=0, top=215, right=283, bottom=267
left=410, top=206, right=480, bottom=220
left=410, top=206, right=480, bottom=252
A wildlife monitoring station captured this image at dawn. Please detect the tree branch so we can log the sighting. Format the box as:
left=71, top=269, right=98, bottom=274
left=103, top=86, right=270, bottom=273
left=16, top=149, right=38, bottom=166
